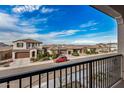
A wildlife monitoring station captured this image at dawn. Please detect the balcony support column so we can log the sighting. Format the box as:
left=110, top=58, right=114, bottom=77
left=118, top=23, right=124, bottom=80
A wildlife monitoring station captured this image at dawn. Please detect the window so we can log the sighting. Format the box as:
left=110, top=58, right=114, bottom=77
left=32, top=51, right=35, bottom=57
left=17, top=43, right=23, bottom=47
left=27, top=43, right=30, bottom=47
left=32, top=43, right=35, bottom=47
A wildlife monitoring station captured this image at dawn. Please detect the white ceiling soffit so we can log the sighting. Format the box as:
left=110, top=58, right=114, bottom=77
left=92, top=5, right=123, bottom=24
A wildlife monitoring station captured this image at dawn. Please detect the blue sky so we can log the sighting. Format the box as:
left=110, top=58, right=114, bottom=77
left=0, top=5, right=117, bottom=45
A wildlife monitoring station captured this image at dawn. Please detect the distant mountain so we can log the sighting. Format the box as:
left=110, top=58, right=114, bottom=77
left=0, top=42, right=9, bottom=47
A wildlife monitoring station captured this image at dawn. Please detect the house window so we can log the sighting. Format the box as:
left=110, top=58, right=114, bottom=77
left=80, top=50, right=82, bottom=53
left=17, top=43, right=23, bottom=47
left=32, top=43, right=35, bottom=47
left=32, top=51, right=35, bottom=57
left=27, top=43, right=30, bottom=48
left=68, top=51, right=71, bottom=54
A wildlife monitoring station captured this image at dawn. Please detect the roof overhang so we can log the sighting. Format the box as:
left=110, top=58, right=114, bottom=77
left=91, top=5, right=123, bottom=24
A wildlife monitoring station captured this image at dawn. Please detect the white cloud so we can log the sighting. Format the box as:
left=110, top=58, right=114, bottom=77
left=0, top=13, right=19, bottom=30
left=50, top=30, right=80, bottom=37
left=0, top=12, right=39, bottom=33
left=82, top=33, right=102, bottom=38
left=22, top=30, right=80, bottom=39
left=12, top=5, right=41, bottom=13
left=90, top=27, right=98, bottom=31
left=27, top=18, right=48, bottom=24
left=80, top=20, right=98, bottom=28
left=12, top=6, right=58, bottom=14
left=73, top=40, right=98, bottom=45
left=41, top=7, right=59, bottom=13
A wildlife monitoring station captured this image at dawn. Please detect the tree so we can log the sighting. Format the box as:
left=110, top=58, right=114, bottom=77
left=84, top=48, right=98, bottom=55
left=72, top=51, right=80, bottom=56
left=50, top=50, right=59, bottom=59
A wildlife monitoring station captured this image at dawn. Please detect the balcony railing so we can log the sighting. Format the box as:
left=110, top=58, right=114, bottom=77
left=0, top=53, right=122, bottom=88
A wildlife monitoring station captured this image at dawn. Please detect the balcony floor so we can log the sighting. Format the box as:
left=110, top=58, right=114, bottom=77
left=114, top=80, right=124, bottom=88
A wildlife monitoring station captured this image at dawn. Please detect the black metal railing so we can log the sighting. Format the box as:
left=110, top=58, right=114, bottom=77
left=0, top=54, right=122, bottom=88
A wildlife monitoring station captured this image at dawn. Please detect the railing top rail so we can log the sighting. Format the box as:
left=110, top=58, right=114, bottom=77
left=0, top=53, right=122, bottom=84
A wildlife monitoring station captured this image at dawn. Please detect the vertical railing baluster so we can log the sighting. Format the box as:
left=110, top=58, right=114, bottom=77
left=47, top=72, right=49, bottom=88
left=96, top=61, right=97, bottom=88
left=7, top=81, right=10, bottom=88
left=98, top=60, right=100, bottom=88
left=119, top=55, right=121, bottom=79
left=101, top=60, right=103, bottom=88
left=79, top=65, right=81, bottom=88
left=89, top=62, right=92, bottom=88
left=84, top=63, right=89, bottom=88
left=107, top=58, right=110, bottom=87
left=100, top=60, right=102, bottom=88
left=110, top=57, right=112, bottom=86
left=60, top=69, right=62, bottom=88
left=106, top=58, right=108, bottom=87
left=30, top=76, right=32, bottom=88
left=39, top=74, right=41, bottom=88
left=70, top=67, right=72, bottom=88
left=83, top=64, right=85, bottom=88
left=116, top=56, right=118, bottom=82
left=86, top=63, right=89, bottom=88
left=92, top=62, right=95, bottom=88
left=54, top=70, right=56, bottom=88
left=75, top=66, right=77, bottom=88
left=65, top=68, right=67, bottom=88
left=19, top=79, right=22, bottom=88
left=112, top=57, right=114, bottom=84
left=103, top=59, right=105, bottom=88
left=105, top=59, right=107, bottom=88
left=109, top=58, right=111, bottom=87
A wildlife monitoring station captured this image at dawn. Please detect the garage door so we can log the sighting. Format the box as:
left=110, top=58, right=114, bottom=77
left=15, top=52, right=29, bottom=59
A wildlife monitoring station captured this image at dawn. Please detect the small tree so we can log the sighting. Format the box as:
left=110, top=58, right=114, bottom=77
left=90, top=48, right=97, bottom=54
left=51, top=53, right=59, bottom=59
left=84, top=48, right=98, bottom=55
left=72, top=52, right=80, bottom=56
left=36, top=51, right=51, bottom=61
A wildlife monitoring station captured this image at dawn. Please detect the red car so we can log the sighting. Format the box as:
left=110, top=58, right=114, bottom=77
left=54, top=56, right=69, bottom=63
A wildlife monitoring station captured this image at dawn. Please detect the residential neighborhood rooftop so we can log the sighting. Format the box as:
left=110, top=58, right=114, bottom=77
left=0, top=46, right=12, bottom=52
left=13, top=39, right=43, bottom=44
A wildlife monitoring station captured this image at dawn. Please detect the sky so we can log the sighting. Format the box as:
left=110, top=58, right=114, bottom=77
left=0, top=5, right=117, bottom=45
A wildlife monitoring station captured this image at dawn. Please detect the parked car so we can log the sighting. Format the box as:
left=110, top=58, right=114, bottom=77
left=54, top=55, right=69, bottom=63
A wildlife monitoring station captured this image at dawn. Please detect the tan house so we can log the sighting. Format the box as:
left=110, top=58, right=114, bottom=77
left=43, top=45, right=85, bottom=55
left=0, top=46, right=12, bottom=63
left=106, top=43, right=117, bottom=52
left=96, top=43, right=111, bottom=53
left=12, top=39, right=43, bottom=62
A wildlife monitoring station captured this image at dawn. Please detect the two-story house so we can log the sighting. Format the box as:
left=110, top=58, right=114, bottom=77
left=12, top=39, right=43, bottom=62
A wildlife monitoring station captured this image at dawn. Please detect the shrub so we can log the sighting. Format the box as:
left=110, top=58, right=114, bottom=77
left=51, top=53, right=59, bottom=59
left=72, top=52, right=80, bottom=56
left=31, top=58, right=38, bottom=62
left=37, top=52, right=51, bottom=61
left=42, top=56, right=50, bottom=61
left=84, top=48, right=98, bottom=55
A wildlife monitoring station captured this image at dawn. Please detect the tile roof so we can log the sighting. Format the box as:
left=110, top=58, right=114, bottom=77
left=13, top=39, right=42, bottom=44
left=0, top=46, right=12, bottom=52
